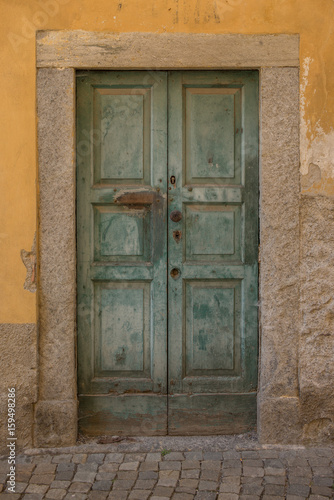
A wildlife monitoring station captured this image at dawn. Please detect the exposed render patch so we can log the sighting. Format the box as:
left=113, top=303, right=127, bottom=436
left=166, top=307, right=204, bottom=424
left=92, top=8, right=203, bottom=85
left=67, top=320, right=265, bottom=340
left=21, top=232, right=37, bottom=292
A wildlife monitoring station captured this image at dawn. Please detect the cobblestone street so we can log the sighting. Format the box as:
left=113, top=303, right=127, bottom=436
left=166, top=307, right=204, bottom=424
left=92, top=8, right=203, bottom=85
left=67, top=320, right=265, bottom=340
left=0, top=437, right=333, bottom=500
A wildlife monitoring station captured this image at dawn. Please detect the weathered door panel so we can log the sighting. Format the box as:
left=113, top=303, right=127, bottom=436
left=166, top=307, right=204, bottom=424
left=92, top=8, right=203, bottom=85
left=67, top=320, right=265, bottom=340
left=167, top=71, right=259, bottom=434
left=77, top=71, right=168, bottom=435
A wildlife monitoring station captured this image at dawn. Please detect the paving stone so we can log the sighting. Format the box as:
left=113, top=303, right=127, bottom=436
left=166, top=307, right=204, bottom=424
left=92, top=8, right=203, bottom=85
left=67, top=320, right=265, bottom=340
left=163, top=453, right=184, bottom=461
left=242, top=459, right=263, bottom=468
left=201, top=461, right=221, bottom=470
left=116, top=471, right=138, bottom=481
left=17, top=464, right=36, bottom=473
left=223, top=452, right=241, bottom=460
left=145, top=454, right=161, bottom=462
left=198, top=480, right=217, bottom=491
left=286, top=458, right=309, bottom=467
left=73, top=472, right=96, bottom=483
left=157, top=478, right=177, bottom=488
left=123, top=454, right=146, bottom=463
left=182, top=461, right=200, bottom=470
left=263, top=483, right=286, bottom=495
left=29, top=474, right=55, bottom=484
left=0, top=495, right=21, bottom=500
left=16, top=456, right=34, bottom=464
left=150, top=497, right=170, bottom=500
left=204, top=452, right=223, bottom=461
left=92, top=481, right=113, bottom=491
left=138, top=471, right=158, bottom=480
left=87, top=455, right=105, bottom=465
left=184, top=452, right=203, bottom=461
left=57, top=463, right=76, bottom=472
left=179, top=479, right=198, bottom=489
left=221, top=468, right=241, bottom=477
left=159, top=462, right=181, bottom=471
left=221, top=477, right=240, bottom=485
left=241, top=483, right=263, bottom=495
left=239, top=495, right=261, bottom=500
left=258, top=450, right=280, bottom=459
left=241, top=477, right=262, bottom=485
left=311, top=485, right=334, bottom=496
left=55, top=471, right=75, bottom=481
left=33, top=456, right=53, bottom=464
left=34, top=463, right=57, bottom=474
left=264, top=459, right=284, bottom=468
left=200, top=470, right=220, bottom=481
left=287, top=483, right=310, bottom=496
left=88, top=492, right=109, bottom=500
left=96, top=472, right=117, bottom=481
left=316, top=448, right=334, bottom=458
left=222, top=460, right=241, bottom=469
left=194, top=492, right=216, bottom=500
left=175, top=486, right=197, bottom=495
left=153, top=486, right=174, bottom=497
left=289, top=475, right=312, bottom=485
left=77, top=465, right=99, bottom=473
left=289, top=466, right=312, bottom=477
left=240, top=451, right=260, bottom=459
left=17, top=472, right=34, bottom=482
left=64, top=494, right=87, bottom=500
left=69, top=483, right=92, bottom=493
left=139, top=462, right=159, bottom=472
left=112, top=480, right=135, bottom=490
left=26, top=484, right=49, bottom=494
left=309, top=496, right=331, bottom=500
left=108, top=492, right=129, bottom=500
left=262, top=496, right=285, bottom=500
left=181, top=470, right=200, bottom=479
left=242, top=467, right=264, bottom=477
left=159, top=471, right=180, bottom=480
left=308, top=457, right=331, bottom=467
left=52, top=455, right=73, bottom=464
left=263, top=475, right=286, bottom=485
left=172, top=494, right=193, bottom=500
left=99, top=465, right=119, bottom=474
left=119, top=462, right=139, bottom=471
left=45, top=489, right=67, bottom=499
left=219, top=482, right=240, bottom=494
left=218, top=494, right=239, bottom=500
left=72, top=455, right=88, bottom=465
left=312, top=476, right=334, bottom=487
left=13, top=482, right=28, bottom=493
left=128, top=490, right=151, bottom=500
left=264, top=467, right=286, bottom=476
left=50, top=481, right=71, bottom=489
left=312, top=467, right=334, bottom=477
left=135, top=479, right=158, bottom=489
left=105, top=455, right=124, bottom=464
left=286, top=496, right=308, bottom=500
left=22, top=495, right=44, bottom=500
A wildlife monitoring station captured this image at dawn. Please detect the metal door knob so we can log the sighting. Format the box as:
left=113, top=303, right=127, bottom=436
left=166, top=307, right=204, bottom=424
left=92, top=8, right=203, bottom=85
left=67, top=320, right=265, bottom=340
left=170, top=210, right=182, bottom=222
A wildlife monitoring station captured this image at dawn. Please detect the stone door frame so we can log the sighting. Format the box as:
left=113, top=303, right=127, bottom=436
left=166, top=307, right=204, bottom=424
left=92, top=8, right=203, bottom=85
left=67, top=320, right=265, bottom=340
left=35, top=31, right=300, bottom=446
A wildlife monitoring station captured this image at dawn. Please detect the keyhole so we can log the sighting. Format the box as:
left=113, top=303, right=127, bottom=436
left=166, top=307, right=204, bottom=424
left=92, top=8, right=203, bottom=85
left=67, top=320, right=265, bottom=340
left=170, top=175, right=176, bottom=185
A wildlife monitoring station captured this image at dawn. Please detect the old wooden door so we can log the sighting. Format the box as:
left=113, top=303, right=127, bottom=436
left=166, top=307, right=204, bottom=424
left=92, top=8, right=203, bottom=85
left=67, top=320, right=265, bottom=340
left=77, top=70, right=259, bottom=435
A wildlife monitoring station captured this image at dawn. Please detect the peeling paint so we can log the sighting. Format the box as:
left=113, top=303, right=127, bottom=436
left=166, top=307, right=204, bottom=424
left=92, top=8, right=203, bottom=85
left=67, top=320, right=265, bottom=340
left=20, top=233, right=37, bottom=293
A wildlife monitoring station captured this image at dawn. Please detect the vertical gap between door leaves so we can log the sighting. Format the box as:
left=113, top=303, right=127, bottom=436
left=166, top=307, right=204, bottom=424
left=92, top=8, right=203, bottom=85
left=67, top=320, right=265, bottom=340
left=166, top=70, right=169, bottom=436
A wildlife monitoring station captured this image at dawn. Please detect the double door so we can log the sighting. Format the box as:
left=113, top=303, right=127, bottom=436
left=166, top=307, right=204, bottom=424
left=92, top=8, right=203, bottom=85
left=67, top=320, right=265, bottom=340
left=77, top=70, right=259, bottom=435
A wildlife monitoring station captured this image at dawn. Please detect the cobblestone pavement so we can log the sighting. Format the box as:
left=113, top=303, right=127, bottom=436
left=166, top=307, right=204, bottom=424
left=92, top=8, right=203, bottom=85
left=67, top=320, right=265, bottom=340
left=0, top=439, right=333, bottom=500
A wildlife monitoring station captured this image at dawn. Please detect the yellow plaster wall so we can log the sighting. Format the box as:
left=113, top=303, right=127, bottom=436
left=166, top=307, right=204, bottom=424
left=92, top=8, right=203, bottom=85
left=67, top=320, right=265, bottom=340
left=0, top=0, right=333, bottom=323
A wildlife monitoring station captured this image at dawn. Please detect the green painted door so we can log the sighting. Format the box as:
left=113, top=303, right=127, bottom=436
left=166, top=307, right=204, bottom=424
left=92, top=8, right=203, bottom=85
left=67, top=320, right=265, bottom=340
left=77, top=70, right=259, bottom=436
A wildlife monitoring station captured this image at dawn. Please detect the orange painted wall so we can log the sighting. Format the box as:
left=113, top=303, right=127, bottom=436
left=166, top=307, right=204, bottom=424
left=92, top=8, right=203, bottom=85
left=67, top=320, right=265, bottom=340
left=0, top=0, right=333, bottom=323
